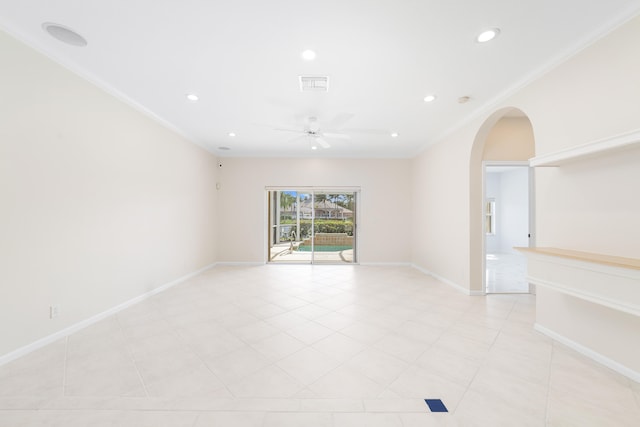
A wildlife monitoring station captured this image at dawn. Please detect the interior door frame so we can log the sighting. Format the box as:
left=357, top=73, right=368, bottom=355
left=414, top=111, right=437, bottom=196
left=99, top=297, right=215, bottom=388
left=264, top=186, right=360, bottom=265
left=481, top=161, right=535, bottom=294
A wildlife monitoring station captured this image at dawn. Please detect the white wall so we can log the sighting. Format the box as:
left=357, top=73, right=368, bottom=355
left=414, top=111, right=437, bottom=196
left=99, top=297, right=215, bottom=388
left=483, top=117, right=535, bottom=161
left=411, top=130, right=474, bottom=289
left=2, top=8, right=639, bottom=379
left=497, top=168, right=529, bottom=254
left=413, top=14, right=640, bottom=290
left=485, top=168, right=529, bottom=254
left=0, top=30, right=219, bottom=358
left=537, top=286, right=640, bottom=376
left=411, top=14, right=640, bottom=375
left=485, top=173, right=500, bottom=254
left=216, top=157, right=412, bottom=264
left=519, top=15, right=640, bottom=259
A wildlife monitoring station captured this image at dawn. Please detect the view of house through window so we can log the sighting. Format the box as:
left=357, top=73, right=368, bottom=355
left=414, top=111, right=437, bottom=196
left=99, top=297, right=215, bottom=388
left=267, top=188, right=358, bottom=264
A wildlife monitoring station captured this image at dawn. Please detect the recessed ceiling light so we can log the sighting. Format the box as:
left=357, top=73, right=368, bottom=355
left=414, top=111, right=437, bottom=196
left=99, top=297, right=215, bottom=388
left=311, top=145, right=318, bottom=150
left=301, top=49, right=316, bottom=61
left=42, top=22, right=87, bottom=47
left=228, top=132, right=236, bottom=137
left=218, top=146, right=230, bottom=151
left=476, top=28, right=500, bottom=43
left=423, top=94, right=437, bottom=103
left=391, top=132, right=399, bottom=138
left=186, top=93, right=199, bottom=102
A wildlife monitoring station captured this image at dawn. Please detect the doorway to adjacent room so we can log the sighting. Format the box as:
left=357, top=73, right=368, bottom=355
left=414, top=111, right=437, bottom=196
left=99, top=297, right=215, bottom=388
left=483, top=163, right=534, bottom=293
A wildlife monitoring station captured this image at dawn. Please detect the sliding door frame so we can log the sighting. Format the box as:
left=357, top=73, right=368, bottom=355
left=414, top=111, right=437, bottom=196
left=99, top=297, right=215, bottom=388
left=265, top=186, right=360, bottom=264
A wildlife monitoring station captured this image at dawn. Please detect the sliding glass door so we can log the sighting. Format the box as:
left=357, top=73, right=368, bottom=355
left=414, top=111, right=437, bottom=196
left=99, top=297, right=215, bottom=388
left=267, top=188, right=357, bottom=264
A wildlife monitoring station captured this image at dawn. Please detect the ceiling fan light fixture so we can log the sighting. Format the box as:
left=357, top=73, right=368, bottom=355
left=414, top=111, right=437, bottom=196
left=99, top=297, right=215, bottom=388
left=228, top=132, right=236, bottom=137
left=391, top=132, right=399, bottom=138
left=307, top=116, right=321, bottom=133
left=476, top=28, right=501, bottom=43
left=423, top=94, right=437, bottom=103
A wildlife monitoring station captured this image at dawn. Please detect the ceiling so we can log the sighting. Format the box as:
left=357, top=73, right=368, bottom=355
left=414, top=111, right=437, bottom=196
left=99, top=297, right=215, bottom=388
left=486, top=166, right=526, bottom=174
left=1, top=1, right=639, bottom=158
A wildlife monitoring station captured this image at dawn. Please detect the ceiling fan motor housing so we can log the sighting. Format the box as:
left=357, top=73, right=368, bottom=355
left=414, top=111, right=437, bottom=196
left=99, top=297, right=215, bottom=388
left=307, top=116, right=321, bottom=133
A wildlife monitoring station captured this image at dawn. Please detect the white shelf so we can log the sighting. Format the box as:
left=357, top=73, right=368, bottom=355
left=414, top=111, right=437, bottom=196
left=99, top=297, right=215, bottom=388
left=516, top=247, right=640, bottom=270
left=529, top=128, right=640, bottom=167
left=517, top=247, right=640, bottom=316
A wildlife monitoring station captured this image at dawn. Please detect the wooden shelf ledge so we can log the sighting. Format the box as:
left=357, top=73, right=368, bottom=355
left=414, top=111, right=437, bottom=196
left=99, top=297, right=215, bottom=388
left=515, top=247, right=640, bottom=271
left=517, top=247, right=640, bottom=317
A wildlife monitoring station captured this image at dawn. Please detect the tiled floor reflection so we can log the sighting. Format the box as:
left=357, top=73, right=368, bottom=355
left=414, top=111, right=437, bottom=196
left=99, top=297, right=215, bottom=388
left=1, top=265, right=638, bottom=426
left=486, top=252, right=529, bottom=293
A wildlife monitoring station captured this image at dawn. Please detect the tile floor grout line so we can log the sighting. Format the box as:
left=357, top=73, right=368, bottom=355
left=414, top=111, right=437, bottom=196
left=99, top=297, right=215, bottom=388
left=190, top=410, right=202, bottom=427
left=446, top=300, right=513, bottom=415
left=171, top=315, right=239, bottom=399
left=115, top=313, right=151, bottom=399
left=3, top=266, right=638, bottom=424
left=451, top=333, right=493, bottom=415
left=62, top=335, right=69, bottom=398
left=369, top=324, right=433, bottom=399
left=286, top=341, right=357, bottom=396
left=211, top=297, right=328, bottom=399
left=544, top=341, right=558, bottom=424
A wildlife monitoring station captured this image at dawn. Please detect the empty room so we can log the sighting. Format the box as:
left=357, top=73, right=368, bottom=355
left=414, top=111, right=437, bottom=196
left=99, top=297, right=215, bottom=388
left=1, top=1, right=639, bottom=426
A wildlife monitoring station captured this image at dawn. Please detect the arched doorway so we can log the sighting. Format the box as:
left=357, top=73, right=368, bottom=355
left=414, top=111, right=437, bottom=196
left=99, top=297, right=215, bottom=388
left=469, top=108, right=535, bottom=294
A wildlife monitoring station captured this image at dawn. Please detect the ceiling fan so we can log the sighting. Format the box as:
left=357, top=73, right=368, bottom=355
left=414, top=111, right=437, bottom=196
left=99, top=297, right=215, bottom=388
left=275, top=116, right=351, bottom=149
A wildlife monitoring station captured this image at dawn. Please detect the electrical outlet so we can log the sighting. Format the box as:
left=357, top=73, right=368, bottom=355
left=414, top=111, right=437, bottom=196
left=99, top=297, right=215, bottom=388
left=50, top=305, right=60, bottom=319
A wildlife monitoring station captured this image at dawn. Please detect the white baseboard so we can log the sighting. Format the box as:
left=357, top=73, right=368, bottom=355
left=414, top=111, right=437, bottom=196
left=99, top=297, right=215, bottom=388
left=534, top=323, right=640, bottom=383
left=411, top=264, right=484, bottom=296
left=0, top=262, right=217, bottom=367
left=217, top=261, right=265, bottom=266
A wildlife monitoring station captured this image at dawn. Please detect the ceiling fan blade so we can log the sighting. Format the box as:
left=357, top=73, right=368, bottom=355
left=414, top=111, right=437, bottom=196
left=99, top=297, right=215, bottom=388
left=323, top=132, right=351, bottom=140
left=316, top=137, right=331, bottom=148
left=274, top=127, right=304, bottom=134
left=341, top=127, right=390, bottom=135
left=287, top=135, right=307, bottom=143
left=329, top=112, right=355, bottom=129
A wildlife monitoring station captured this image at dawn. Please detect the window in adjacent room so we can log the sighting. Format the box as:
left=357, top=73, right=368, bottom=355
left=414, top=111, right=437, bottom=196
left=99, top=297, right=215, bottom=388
left=485, top=198, right=496, bottom=235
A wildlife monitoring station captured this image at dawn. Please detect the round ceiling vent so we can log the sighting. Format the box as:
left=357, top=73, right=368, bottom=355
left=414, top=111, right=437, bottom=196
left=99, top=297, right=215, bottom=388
left=42, top=23, right=87, bottom=47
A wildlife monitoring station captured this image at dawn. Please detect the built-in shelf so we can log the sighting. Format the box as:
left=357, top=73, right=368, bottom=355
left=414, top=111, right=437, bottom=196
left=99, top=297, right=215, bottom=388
left=516, top=247, right=640, bottom=270
left=519, top=246, right=640, bottom=381
left=529, top=129, right=640, bottom=167
left=516, top=247, right=640, bottom=316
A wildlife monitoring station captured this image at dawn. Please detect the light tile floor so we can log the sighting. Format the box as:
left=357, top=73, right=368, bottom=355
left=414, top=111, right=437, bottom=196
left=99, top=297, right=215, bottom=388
left=486, top=252, right=529, bottom=293
left=1, top=265, right=639, bottom=426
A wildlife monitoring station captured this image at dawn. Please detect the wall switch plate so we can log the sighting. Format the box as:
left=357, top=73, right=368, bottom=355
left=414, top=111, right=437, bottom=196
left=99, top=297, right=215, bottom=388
left=50, top=305, right=60, bottom=319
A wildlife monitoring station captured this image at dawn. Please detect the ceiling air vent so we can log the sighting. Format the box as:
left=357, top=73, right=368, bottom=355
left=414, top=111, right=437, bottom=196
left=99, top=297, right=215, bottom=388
left=299, top=76, right=329, bottom=92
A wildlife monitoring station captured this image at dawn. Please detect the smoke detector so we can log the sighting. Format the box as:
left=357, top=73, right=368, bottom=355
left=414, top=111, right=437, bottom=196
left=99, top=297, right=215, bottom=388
left=299, top=76, right=329, bottom=92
